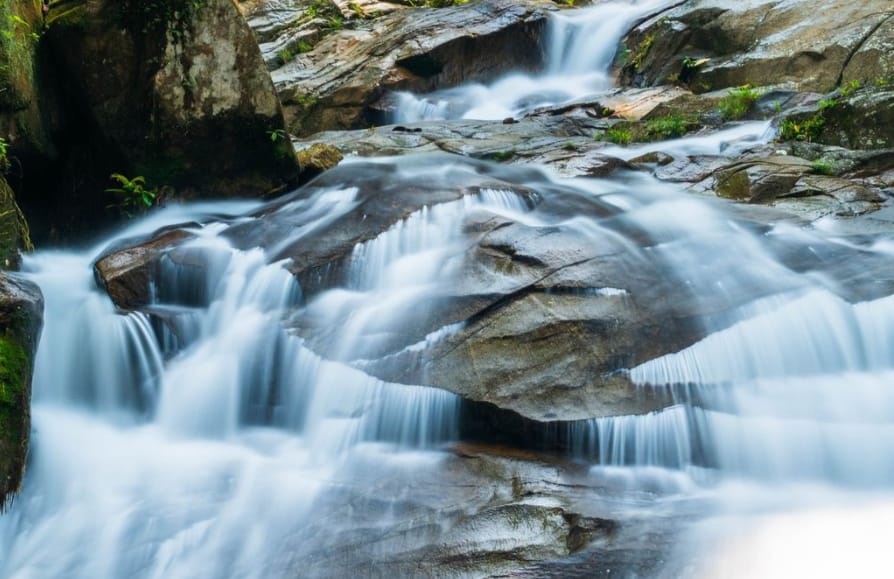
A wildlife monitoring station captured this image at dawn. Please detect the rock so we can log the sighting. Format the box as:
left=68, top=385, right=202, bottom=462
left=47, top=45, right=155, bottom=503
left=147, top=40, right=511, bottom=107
left=272, top=0, right=553, bottom=135
left=296, top=142, right=344, bottom=183
left=45, top=0, right=299, bottom=200
left=0, top=0, right=55, bottom=165
left=238, top=0, right=343, bottom=69
left=710, top=151, right=886, bottom=217
left=622, top=0, right=894, bottom=93
left=280, top=444, right=688, bottom=577
left=842, top=14, right=894, bottom=85
left=0, top=177, right=33, bottom=270
left=783, top=85, right=894, bottom=150
left=0, top=273, right=43, bottom=509
left=93, top=229, right=196, bottom=311
left=714, top=155, right=813, bottom=202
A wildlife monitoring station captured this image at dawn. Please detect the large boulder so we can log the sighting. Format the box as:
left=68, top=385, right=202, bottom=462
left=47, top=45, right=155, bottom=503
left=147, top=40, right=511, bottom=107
left=621, top=0, right=894, bottom=93
left=272, top=0, right=553, bottom=135
left=0, top=272, right=42, bottom=509
left=44, top=0, right=299, bottom=199
left=93, top=155, right=849, bottom=424
left=781, top=85, right=894, bottom=150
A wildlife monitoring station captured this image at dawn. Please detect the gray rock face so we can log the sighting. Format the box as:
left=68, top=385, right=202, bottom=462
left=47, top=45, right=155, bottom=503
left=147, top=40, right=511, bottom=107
left=788, top=86, right=894, bottom=150
left=271, top=0, right=554, bottom=134
left=621, top=0, right=894, bottom=93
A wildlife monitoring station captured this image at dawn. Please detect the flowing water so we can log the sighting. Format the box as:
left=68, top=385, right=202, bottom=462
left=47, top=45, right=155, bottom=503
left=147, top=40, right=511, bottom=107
left=3, top=2, right=894, bottom=578
left=393, top=0, right=678, bottom=122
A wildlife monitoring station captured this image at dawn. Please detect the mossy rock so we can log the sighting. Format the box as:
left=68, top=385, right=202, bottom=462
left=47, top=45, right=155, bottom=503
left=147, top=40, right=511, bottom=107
left=296, top=143, right=343, bottom=183
left=0, top=272, right=42, bottom=510
left=0, top=176, right=33, bottom=269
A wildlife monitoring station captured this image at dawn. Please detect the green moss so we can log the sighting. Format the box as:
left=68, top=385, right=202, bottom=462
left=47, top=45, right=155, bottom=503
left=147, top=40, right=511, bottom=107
left=0, top=334, right=29, bottom=509
left=716, top=169, right=751, bottom=200
left=0, top=0, right=40, bottom=112
left=627, top=34, right=654, bottom=71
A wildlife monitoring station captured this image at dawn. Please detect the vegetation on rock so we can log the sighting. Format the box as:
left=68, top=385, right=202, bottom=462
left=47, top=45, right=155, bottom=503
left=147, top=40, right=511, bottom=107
left=717, top=85, right=760, bottom=120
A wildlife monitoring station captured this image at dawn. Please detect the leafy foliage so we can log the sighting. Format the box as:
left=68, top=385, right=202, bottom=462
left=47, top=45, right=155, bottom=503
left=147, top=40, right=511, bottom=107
left=105, top=174, right=157, bottom=218
left=0, top=138, right=8, bottom=173
left=605, top=127, right=632, bottom=145
left=717, top=85, right=761, bottom=120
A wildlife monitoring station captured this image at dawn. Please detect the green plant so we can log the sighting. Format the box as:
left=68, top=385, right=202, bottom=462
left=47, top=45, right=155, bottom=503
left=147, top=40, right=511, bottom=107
left=810, top=158, right=837, bottom=175
left=277, top=47, right=294, bottom=63
left=297, top=40, right=313, bottom=53
left=717, top=84, right=761, bottom=120
left=0, top=138, right=8, bottom=172
left=288, top=93, right=318, bottom=109
left=840, top=79, right=861, bottom=97
left=606, top=127, right=632, bottom=145
left=779, top=115, right=825, bottom=142
left=562, top=142, right=578, bottom=151
left=627, top=34, right=654, bottom=71
left=267, top=129, right=288, bottom=143
left=644, top=114, right=690, bottom=139
left=489, top=149, right=516, bottom=162
left=105, top=174, right=157, bottom=218
left=677, top=56, right=709, bottom=85
left=774, top=101, right=783, bottom=113
left=325, top=16, right=343, bottom=30
left=818, top=97, right=838, bottom=111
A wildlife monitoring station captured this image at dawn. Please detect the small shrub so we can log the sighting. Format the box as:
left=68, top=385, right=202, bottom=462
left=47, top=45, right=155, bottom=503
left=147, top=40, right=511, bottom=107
left=489, top=149, right=516, bottom=162
left=779, top=115, right=825, bottom=142
left=644, top=114, right=689, bottom=139
left=627, top=35, right=654, bottom=71
left=840, top=79, right=861, bottom=97
left=105, top=173, right=157, bottom=218
left=277, top=47, right=294, bottom=63
left=606, top=127, right=632, bottom=145
left=267, top=129, right=287, bottom=143
left=811, top=158, right=837, bottom=175
left=817, top=97, right=838, bottom=111
left=717, top=85, right=761, bottom=120
left=297, top=40, right=313, bottom=53
left=0, top=138, right=8, bottom=172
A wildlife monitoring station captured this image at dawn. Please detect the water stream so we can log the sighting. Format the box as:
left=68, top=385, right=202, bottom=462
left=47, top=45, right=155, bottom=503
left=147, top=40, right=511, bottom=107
left=393, top=0, right=678, bottom=122
left=2, top=2, right=894, bottom=577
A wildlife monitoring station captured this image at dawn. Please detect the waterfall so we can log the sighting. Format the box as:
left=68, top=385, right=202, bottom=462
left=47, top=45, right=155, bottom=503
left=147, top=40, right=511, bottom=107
left=3, top=3, right=894, bottom=576
left=393, top=0, right=679, bottom=122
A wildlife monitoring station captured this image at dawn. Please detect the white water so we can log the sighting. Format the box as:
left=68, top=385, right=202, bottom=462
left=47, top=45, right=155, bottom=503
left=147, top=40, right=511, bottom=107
left=393, top=0, right=678, bottom=121
left=3, top=4, right=894, bottom=578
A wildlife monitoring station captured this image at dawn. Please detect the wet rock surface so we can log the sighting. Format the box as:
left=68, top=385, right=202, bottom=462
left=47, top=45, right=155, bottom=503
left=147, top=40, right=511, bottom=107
left=0, top=273, right=42, bottom=509
left=280, top=444, right=695, bottom=578
left=271, top=0, right=553, bottom=134
left=621, top=0, right=894, bottom=93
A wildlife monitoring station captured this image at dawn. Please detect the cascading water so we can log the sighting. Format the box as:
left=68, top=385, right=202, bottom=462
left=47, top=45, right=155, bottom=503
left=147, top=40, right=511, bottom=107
left=393, top=0, right=677, bottom=122
left=3, top=4, right=894, bottom=578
